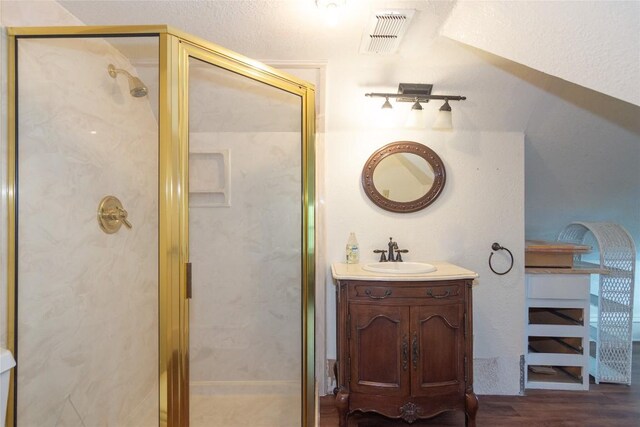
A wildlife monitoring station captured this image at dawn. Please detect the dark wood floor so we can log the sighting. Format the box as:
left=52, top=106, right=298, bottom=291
left=319, top=343, right=640, bottom=427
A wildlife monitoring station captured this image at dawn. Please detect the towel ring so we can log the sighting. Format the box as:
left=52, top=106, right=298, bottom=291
left=489, top=242, right=513, bottom=275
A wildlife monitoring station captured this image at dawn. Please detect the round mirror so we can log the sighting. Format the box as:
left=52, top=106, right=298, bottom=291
left=362, top=141, right=446, bottom=213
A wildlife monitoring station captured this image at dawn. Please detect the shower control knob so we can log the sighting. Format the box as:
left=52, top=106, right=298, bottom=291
left=97, top=196, right=133, bottom=234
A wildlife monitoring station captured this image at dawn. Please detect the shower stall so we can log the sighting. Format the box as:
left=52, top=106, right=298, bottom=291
left=6, top=26, right=315, bottom=427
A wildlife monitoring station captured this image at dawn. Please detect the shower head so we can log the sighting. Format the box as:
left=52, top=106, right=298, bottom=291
left=108, top=64, right=148, bottom=98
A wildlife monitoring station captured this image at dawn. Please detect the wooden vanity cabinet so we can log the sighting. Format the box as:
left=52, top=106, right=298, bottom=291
left=335, top=279, right=477, bottom=426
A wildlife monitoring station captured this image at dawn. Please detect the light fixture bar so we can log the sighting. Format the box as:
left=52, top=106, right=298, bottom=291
left=365, top=83, right=466, bottom=103
left=365, top=92, right=466, bottom=102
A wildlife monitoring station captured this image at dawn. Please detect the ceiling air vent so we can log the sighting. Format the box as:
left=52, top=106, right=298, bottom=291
left=360, top=9, right=415, bottom=55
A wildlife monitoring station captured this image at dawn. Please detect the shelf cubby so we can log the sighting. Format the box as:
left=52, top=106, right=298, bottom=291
left=524, top=273, right=591, bottom=391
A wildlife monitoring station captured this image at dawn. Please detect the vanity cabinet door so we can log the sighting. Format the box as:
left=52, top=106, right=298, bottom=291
left=410, top=303, right=465, bottom=398
left=349, top=303, right=411, bottom=396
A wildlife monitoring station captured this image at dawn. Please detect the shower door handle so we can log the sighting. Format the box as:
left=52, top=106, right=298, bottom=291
left=186, top=263, right=192, bottom=299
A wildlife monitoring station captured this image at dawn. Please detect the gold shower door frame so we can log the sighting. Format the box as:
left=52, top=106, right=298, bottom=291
left=6, top=25, right=316, bottom=427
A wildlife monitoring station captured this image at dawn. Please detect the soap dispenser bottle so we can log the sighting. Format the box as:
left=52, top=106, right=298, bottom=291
left=346, top=232, right=359, bottom=264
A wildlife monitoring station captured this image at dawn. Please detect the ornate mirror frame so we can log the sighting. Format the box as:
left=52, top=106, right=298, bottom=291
left=361, top=141, right=446, bottom=213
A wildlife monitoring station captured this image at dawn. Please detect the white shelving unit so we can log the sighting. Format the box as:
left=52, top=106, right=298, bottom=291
left=525, top=271, right=595, bottom=390
left=558, top=222, right=636, bottom=385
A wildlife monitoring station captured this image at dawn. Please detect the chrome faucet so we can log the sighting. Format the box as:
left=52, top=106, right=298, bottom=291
left=373, top=237, right=408, bottom=262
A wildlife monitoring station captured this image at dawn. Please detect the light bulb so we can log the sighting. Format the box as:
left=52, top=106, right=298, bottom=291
left=405, top=108, right=425, bottom=128
left=317, top=0, right=345, bottom=26
left=433, top=100, right=453, bottom=130
left=326, top=2, right=339, bottom=26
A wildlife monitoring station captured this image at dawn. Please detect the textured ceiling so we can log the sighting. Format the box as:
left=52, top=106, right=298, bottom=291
left=59, top=0, right=456, bottom=61
left=57, top=0, right=538, bottom=132
left=56, top=0, right=640, bottom=135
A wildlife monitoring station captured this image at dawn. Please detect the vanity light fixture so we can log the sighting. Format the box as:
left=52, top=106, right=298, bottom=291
left=365, top=83, right=466, bottom=129
left=432, top=99, right=453, bottom=130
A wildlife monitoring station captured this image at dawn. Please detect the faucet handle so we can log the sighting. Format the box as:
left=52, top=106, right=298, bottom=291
left=115, top=206, right=133, bottom=229
left=395, top=249, right=408, bottom=262
left=373, top=249, right=388, bottom=262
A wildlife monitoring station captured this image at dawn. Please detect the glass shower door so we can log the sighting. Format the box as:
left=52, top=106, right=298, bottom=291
left=186, top=55, right=304, bottom=427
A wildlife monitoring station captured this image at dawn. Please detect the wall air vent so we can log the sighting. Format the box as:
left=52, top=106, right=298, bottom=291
left=360, top=9, right=415, bottom=55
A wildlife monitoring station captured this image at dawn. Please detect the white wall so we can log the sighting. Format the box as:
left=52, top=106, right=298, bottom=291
left=324, top=129, right=525, bottom=395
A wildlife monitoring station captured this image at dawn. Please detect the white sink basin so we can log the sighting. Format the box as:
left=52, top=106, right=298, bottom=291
left=361, top=262, right=437, bottom=274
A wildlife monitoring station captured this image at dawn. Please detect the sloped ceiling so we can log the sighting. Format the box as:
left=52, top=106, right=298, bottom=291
left=441, top=0, right=640, bottom=107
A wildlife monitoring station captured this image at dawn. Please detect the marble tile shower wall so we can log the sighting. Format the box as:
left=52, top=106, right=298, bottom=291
left=16, top=38, right=158, bottom=426
left=189, top=131, right=301, bottom=393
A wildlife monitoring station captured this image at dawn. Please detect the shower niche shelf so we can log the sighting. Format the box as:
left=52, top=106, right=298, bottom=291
left=189, top=149, right=230, bottom=207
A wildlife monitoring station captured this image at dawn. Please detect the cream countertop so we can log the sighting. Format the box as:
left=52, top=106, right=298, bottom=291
left=331, top=261, right=478, bottom=282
